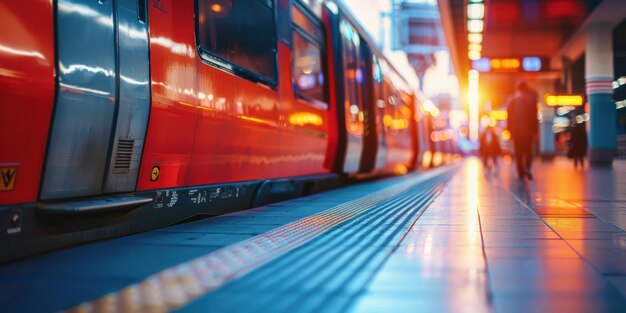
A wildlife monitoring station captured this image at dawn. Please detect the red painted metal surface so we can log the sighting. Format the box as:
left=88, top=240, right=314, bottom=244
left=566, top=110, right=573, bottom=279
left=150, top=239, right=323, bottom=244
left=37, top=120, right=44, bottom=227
left=137, top=0, right=329, bottom=191
left=321, top=8, right=340, bottom=173
left=0, top=0, right=427, bottom=204
left=0, top=1, right=55, bottom=205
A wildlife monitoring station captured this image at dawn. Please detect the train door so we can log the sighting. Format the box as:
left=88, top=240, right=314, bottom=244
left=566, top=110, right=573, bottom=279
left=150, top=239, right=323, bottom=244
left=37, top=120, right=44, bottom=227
left=40, top=0, right=150, bottom=200
left=358, top=44, right=375, bottom=174
left=338, top=20, right=365, bottom=174
left=372, top=57, right=388, bottom=171
left=359, top=53, right=386, bottom=174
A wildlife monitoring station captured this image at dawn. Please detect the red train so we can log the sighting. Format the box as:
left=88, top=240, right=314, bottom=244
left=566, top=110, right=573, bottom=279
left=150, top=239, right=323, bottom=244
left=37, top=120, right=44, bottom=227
left=0, top=0, right=452, bottom=261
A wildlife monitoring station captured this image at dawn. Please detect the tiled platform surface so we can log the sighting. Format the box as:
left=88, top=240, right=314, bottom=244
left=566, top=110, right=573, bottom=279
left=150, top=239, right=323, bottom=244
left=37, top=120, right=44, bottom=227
left=352, top=157, right=626, bottom=313
left=1, top=157, right=626, bottom=313
left=0, top=167, right=454, bottom=312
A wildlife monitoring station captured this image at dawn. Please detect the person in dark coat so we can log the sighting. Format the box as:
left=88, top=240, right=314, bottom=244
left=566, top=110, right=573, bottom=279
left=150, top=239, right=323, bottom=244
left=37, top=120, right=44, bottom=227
left=506, top=82, right=539, bottom=180
left=569, top=119, right=588, bottom=168
left=479, top=126, right=501, bottom=171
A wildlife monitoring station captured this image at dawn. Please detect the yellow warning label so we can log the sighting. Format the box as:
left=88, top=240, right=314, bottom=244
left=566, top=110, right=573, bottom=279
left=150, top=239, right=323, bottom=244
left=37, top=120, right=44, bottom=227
left=0, top=167, right=17, bottom=191
left=150, top=166, right=160, bottom=182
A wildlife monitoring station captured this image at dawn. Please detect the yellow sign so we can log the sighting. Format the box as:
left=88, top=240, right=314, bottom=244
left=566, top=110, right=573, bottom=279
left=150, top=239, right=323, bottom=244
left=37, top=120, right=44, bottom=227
left=489, top=110, right=508, bottom=121
left=0, top=167, right=17, bottom=191
left=150, top=166, right=160, bottom=182
left=491, top=58, right=520, bottom=70
left=545, top=95, right=584, bottom=106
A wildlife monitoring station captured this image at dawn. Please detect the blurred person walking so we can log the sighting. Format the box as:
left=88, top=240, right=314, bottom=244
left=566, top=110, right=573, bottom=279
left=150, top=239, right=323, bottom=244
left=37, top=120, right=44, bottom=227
left=479, top=126, right=501, bottom=171
left=506, top=82, right=539, bottom=180
left=568, top=118, right=588, bottom=168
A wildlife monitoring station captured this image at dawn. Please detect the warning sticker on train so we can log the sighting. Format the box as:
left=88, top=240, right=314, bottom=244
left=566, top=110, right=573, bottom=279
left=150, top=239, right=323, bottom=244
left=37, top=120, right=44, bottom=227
left=0, top=167, right=17, bottom=191
left=150, top=166, right=160, bottom=182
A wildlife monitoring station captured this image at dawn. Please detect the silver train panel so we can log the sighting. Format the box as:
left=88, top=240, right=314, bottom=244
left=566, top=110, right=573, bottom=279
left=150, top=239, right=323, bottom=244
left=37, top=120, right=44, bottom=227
left=41, top=0, right=150, bottom=200
left=104, top=0, right=150, bottom=193
left=41, top=0, right=117, bottom=200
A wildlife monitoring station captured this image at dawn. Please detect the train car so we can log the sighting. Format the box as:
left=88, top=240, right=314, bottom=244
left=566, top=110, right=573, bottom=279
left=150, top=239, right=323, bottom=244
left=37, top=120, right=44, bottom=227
left=0, top=0, right=422, bottom=261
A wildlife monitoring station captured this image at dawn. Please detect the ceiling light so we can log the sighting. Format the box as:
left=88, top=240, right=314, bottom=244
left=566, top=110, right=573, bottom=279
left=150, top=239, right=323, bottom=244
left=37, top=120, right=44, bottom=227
left=468, top=19, right=484, bottom=33
left=468, top=43, right=482, bottom=52
left=468, top=50, right=481, bottom=60
left=467, top=3, right=485, bottom=19
left=468, top=33, right=483, bottom=43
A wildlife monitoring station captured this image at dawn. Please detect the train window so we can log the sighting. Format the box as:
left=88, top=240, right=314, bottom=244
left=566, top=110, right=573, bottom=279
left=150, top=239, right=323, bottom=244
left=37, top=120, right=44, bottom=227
left=292, top=4, right=324, bottom=42
left=372, top=56, right=383, bottom=84
left=291, top=3, right=327, bottom=105
left=197, top=0, right=277, bottom=85
left=340, top=20, right=364, bottom=124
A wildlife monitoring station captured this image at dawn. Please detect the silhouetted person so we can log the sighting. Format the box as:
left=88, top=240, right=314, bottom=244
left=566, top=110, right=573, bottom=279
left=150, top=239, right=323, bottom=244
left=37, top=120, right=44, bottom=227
left=479, top=126, right=501, bottom=171
left=506, top=82, right=538, bottom=180
left=569, top=120, right=588, bottom=168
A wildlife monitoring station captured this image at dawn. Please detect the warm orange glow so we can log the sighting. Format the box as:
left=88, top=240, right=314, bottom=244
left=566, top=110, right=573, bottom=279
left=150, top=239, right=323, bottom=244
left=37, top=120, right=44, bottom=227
left=422, top=151, right=433, bottom=169
left=383, top=115, right=409, bottom=130
left=501, top=129, right=511, bottom=141
left=432, top=152, right=443, bottom=167
left=399, top=105, right=412, bottom=117
left=288, top=112, right=323, bottom=126
left=545, top=94, right=584, bottom=106
left=238, top=115, right=276, bottom=127
left=489, top=110, right=508, bottom=121
left=431, top=129, right=455, bottom=142
left=211, top=4, right=222, bottom=12
left=430, top=132, right=440, bottom=142
left=491, top=58, right=520, bottom=70
left=393, top=163, right=408, bottom=175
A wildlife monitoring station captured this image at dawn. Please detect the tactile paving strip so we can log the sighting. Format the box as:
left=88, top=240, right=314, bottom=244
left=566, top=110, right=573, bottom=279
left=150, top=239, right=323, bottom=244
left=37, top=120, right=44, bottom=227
left=66, top=169, right=455, bottom=313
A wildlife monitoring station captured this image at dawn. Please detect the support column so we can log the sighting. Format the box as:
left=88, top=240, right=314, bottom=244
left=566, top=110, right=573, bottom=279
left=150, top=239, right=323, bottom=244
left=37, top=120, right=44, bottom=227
left=586, top=23, right=617, bottom=165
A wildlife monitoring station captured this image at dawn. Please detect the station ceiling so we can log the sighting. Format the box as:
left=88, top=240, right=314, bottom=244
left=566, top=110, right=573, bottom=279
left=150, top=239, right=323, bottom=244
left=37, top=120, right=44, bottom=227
left=439, top=0, right=603, bottom=108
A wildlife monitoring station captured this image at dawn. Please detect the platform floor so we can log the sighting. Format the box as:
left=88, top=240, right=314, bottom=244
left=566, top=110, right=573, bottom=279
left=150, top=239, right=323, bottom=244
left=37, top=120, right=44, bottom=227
left=1, top=157, right=626, bottom=312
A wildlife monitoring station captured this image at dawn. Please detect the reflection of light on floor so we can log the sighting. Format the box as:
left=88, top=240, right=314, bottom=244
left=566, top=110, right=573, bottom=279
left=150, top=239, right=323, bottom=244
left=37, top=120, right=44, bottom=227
left=467, top=158, right=480, bottom=242
left=422, top=233, right=433, bottom=257
left=461, top=158, right=487, bottom=302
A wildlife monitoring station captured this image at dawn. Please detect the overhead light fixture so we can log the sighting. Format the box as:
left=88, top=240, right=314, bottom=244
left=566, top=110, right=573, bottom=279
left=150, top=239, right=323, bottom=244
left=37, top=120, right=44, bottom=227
left=468, top=50, right=481, bottom=60
left=468, top=33, right=483, bottom=43
left=468, top=43, right=482, bottom=52
left=467, top=19, right=484, bottom=33
left=467, top=3, right=485, bottom=19
left=469, top=0, right=484, bottom=3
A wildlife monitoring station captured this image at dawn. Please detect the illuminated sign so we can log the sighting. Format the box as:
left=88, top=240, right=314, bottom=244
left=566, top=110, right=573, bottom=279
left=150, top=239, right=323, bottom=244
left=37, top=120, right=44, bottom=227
left=471, top=57, right=546, bottom=72
left=545, top=95, right=584, bottom=106
left=491, top=58, right=520, bottom=70
left=489, top=110, right=508, bottom=121
left=472, top=58, right=491, bottom=72
left=522, top=57, right=542, bottom=72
